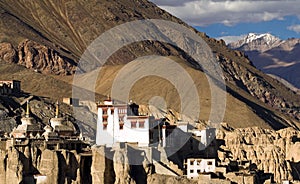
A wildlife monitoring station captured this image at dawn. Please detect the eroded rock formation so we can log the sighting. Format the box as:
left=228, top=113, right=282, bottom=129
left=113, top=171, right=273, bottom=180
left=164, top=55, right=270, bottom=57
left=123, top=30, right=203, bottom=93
left=0, top=40, right=75, bottom=75
left=217, top=125, right=300, bottom=183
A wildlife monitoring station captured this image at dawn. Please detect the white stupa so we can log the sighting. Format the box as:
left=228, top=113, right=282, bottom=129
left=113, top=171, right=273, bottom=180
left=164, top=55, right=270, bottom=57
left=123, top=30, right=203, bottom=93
left=49, top=101, right=76, bottom=136
left=11, top=100, right=42, bottom=138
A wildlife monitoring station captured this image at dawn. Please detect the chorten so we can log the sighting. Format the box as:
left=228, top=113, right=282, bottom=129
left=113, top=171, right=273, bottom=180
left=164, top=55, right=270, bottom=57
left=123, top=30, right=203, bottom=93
left=50, top=101, right=64, bottom=128
left=50, top=101, right=76, bottom=136
left=20, top=100, right=36, bottom=125
left=11, top=100, right=42, bottom=138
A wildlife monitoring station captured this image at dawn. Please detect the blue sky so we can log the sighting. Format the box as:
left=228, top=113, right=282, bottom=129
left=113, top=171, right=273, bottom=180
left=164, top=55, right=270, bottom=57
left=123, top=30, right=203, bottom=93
left=196, top=15, right=300, bottom=41
left=151, top=0, right=300, bottom=43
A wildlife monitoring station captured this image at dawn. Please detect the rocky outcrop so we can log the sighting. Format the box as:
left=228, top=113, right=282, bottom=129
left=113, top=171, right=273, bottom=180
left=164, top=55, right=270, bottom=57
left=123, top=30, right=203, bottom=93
left=91, top=147, right=115, bottom=184
left=6, top=147, right=25, bottom=184
left=217, top=126, right=300, bottom=183
left=0, top=40, right=75, bottom=75
left=91, top=145, right=155, bottom=184
left=0, top=145, right=88, bottom=184
left=147, top=173, right=196, bottom=184
left=113, top=149, right=134, bottom=184
left=0, top=42, right=17, bottom=63
left=38, top=149, right=60, bottom=183
left=0, top=149, right=6, bottom=183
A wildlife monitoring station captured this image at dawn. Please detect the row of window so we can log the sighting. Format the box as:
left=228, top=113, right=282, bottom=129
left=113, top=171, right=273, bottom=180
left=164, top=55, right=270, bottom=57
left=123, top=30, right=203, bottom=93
left=130, top=121, right=145, bottom=128
left=189, top=169, right=202, bottom=174
left=102, top=108, right=127, bottom=115
left=189, top=160, right=213, bottom=166
left=102, top=120, right=145, bottom=130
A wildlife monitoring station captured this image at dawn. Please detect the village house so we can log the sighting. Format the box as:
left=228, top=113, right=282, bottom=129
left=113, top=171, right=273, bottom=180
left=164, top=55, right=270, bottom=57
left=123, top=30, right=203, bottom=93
left=186, top=158, right=216, bottom=179
left=0, top=80, right=21, bottom=95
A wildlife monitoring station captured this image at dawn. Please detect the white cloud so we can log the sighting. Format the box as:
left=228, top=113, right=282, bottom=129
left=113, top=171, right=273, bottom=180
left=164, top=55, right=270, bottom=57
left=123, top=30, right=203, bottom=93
left=217, top=35, right=246, bottom=44
left=151, top=0, right=300, bottom=26
left=287, top=24, right=300, bottom=33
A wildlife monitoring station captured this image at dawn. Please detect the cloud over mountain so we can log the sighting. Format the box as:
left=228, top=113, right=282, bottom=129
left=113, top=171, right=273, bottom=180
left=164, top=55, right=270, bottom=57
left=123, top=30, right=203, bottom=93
left=151, top=0, right=300, bottom=27
left=288, top=24, right=300, bottom=33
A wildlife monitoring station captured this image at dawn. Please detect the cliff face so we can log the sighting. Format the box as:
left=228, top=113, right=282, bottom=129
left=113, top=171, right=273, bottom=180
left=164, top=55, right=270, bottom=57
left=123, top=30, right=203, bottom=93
left=0, top=145, right=92, bottom=184
left=217, top=125, right=300, bottom=183
left=0, top=144, right=151, bottom=184
left=0, top=40, right=74, bottom=75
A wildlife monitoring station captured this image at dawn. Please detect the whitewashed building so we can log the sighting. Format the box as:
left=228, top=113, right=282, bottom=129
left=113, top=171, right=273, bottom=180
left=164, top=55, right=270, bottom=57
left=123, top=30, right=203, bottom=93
left=96, top=98, right=150, bottom=147
left=186, top=158, right=216, bottom=179
left=192, top=128, right=216, bottom=146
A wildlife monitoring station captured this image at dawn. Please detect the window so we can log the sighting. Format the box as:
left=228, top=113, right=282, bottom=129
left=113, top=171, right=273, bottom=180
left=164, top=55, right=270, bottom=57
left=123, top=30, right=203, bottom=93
left=207, top=161, right=213, bottom=165
left=190, top=160, right=194, bottom=165
left=119, top=122, right=124, bottom=130
left=103, top=109, right=107, bottom=114
left=103, top=117, right=108, bottom=130
left=103, top=117, right=107, bottom=122
left=190, top=169, right=194, bottom=173
left=139, top=121, right=145, bottom=128
left=103, top=123, right=107, bottom=130
left=197, top=169, right=201, bottom=174
left=131, top=121, right=137, bottom=128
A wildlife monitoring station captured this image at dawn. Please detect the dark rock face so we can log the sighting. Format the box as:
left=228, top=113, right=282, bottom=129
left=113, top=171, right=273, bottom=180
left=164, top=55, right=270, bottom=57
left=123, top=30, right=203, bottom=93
left=0, top=39, right=75, bottom=75
left=0, top=42, right=17, bottom=63
left=17, top=39, right=75, bottom=75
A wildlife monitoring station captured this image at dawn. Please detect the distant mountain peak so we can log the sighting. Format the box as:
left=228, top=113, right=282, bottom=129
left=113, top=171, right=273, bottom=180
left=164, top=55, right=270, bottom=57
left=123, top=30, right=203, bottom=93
left=244, top=33, right=281, bottom=45
left=229, top=33, right=282, bottom=52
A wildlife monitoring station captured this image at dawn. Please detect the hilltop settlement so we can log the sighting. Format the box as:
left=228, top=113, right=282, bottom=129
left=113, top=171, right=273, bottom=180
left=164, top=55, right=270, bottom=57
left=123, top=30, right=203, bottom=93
left=0, top=81, right=300, bottom=184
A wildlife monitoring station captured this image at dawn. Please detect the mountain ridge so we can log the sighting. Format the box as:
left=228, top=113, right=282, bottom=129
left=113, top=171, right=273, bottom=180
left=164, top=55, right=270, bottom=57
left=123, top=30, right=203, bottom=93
left=229, top=32, right=300, bottom=90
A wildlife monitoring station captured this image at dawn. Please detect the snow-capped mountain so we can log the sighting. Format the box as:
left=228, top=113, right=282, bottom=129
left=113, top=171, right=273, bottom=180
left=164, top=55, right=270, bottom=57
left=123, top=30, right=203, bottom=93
left=229, top=33, right=283, bottom=52
left=229, top=33, right=300, bottom=90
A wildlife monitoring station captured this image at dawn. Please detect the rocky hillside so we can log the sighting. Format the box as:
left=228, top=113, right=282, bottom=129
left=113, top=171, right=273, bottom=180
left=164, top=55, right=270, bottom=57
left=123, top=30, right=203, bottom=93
left=217, top=124, right=300, bottom=183
left=229, top=33, right=300, bottom=90
left=0, top=0, right=300, bottom=131
left=0, top=92, right=96, bottom=141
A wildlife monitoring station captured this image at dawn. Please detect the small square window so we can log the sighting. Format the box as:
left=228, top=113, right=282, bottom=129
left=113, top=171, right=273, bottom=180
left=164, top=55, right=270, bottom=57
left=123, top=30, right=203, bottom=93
left=139, top=121, right=145, bottom=128
left=207, top=161, right=213, bottom=165
left=197, top=169, right=201, bottom=174
left=190, top=169, right=194, bottom=173
left=131, top=121, right=137, bottom=128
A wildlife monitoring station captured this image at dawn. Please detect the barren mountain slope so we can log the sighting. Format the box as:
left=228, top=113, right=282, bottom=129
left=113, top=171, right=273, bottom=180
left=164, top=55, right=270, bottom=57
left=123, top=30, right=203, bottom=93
left=0, top=0, right=300, bottom=130
left=229, top=33, right=300, bottom=89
